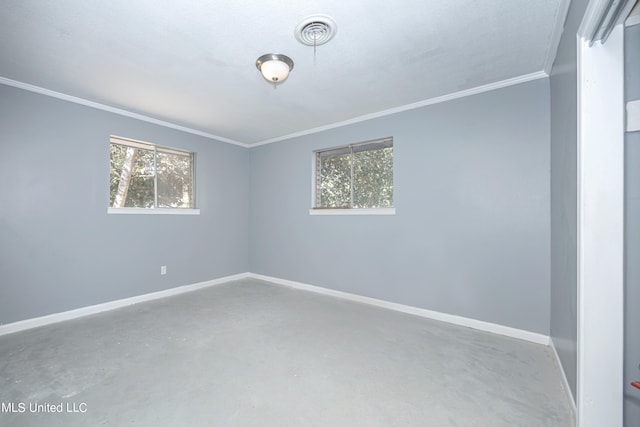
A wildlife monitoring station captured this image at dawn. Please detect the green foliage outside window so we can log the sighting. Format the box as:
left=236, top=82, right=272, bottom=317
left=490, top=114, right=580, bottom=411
left=317, top=141, right=393, bottom=209
left=109, top=138, right=194, bottom=209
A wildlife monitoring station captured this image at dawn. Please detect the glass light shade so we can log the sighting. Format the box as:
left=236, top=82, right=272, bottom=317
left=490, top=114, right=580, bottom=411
left=260, top=60, right=290, bottom=84
left=256, top=54, right=294, bottom=86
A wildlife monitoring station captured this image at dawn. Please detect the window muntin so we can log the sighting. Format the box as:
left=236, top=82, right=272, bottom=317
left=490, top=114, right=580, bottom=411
left=314, top=138, right=393, bottom=209
left=109, top=136, right=194, bottom=209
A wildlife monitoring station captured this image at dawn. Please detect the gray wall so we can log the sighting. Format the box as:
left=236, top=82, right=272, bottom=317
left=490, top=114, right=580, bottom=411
left=549, top=0, right=590, bottom=402
left=249, top=79, right=551, bottom=334
left=0, top=84, right=249, bottom=325
left=624, top=23, right=640, bottom=427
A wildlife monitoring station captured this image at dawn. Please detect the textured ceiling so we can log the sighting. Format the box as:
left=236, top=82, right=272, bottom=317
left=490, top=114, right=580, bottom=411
left=0, top=0, right=564, bottom=145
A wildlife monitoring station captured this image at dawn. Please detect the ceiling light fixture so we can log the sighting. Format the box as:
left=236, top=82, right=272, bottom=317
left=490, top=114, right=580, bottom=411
left=255, top=53, right=294, bottom=87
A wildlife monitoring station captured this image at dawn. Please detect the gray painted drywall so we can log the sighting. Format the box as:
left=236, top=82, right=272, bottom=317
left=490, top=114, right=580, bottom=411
left=0, top=84, right=249, bottom=325
left=549, top=0, right=590, bottom=403
left=626, top=24, right=640, bottom=101
left=249, top=79, right=551, bottom=334
left=624, top=23, right=640, bottom=427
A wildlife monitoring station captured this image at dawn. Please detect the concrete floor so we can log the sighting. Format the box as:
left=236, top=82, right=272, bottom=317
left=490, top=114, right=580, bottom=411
left=0, top=279, right=573, bottom=426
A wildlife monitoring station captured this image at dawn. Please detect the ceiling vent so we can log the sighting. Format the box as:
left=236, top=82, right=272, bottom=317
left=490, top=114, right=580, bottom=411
left=294, top=15, right=337, bottom=46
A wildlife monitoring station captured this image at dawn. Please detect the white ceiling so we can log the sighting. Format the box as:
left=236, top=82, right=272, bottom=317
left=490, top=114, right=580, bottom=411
left=0, top=0, right=565, bottom=145
left=628, top=0, right=640, bottom=23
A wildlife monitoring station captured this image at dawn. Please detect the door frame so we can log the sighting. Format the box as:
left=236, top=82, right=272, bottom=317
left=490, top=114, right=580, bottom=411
left=576, top=5, right=626, bottom=425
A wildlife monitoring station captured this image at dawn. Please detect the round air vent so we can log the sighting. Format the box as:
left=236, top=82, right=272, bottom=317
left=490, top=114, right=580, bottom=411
left=294, top=15, right=337, bottom=46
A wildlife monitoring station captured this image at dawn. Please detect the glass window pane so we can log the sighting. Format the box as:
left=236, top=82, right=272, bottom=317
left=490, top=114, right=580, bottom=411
left=110, top=143, right=127, bottom=207
left=110, top=136, right=195, bottom=210
left=315, top=140, right=393, bottom=210
left=353, top=146, right=393, bottom=208
left=110, top=144, right=155, bottom=208
left=319, top=153, right=351, bottom=208
left=124, top=148, right=155, bottom=208
left=157, top=151, right=194, bottom=208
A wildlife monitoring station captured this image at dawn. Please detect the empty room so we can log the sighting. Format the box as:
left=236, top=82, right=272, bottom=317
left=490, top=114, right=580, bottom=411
left=1, top=0, right=639, bottom=426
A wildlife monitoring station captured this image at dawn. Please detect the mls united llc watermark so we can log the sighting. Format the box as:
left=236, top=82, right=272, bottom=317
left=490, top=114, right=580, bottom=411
left=2, top=401, right=87, bottom=414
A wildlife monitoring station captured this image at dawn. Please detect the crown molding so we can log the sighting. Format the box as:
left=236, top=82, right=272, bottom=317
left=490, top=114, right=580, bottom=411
left=0, top=76, right=249, bottom=148
left=250, top=71, right=548, bottom=147
left=2, top=71, right=548, bottom=149
left=544, top=0, right=572, bottom=74
left=627, top=11, right=640, bottom=27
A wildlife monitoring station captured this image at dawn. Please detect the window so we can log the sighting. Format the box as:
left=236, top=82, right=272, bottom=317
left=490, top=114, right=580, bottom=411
left=313, top=138, right=393, bottom=214
left=109, top=136, right=196, bottom=213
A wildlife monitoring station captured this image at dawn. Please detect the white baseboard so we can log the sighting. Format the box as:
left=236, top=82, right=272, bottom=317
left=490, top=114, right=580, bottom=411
left=247, top=273, right=550, bottom=345
left=550, top=337, right=577, bottom=418
left=1, top=272, right=550, bottom=347
left=0, top=272, right=251, bottom=337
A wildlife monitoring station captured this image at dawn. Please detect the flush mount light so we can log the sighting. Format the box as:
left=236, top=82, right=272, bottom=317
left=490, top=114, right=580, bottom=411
left=255, top=53, right=294, bottom=86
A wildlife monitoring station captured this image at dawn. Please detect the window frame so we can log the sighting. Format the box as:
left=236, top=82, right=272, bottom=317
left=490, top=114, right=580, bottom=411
left=310, top=137, right=395, bottom=216
left=107, top=135, right=199, bottom=215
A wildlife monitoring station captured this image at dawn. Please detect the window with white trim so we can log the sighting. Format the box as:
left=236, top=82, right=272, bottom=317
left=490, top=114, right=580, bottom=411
left=313, top=138, right=393, bottom=210
left=109, top=136, right=195, bottom=210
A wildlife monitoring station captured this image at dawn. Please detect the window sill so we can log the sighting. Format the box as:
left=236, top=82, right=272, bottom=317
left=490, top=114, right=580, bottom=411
left=309, top=208, right=396, bottom=216
left=107, top=208, right=200, bottom=215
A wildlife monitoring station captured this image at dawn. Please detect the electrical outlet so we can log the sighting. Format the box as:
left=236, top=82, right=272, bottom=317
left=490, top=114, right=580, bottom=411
left=161, top=265, right=167, bottom=275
